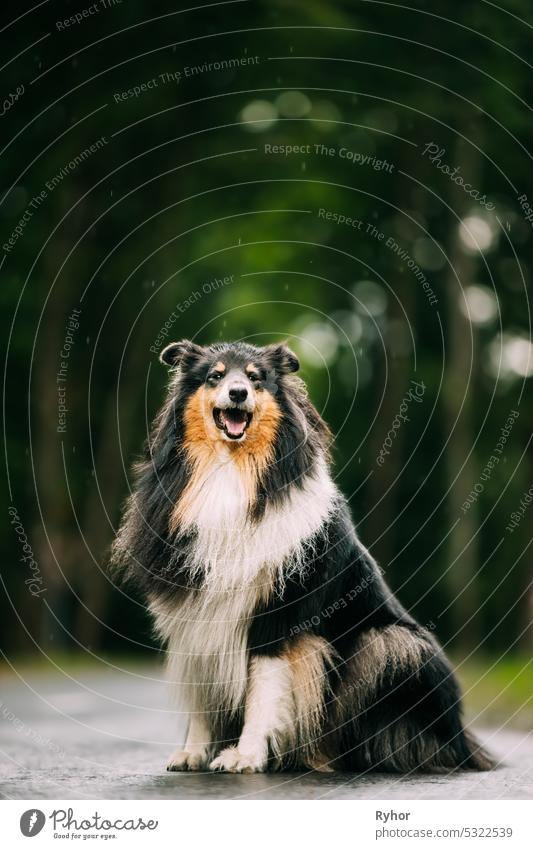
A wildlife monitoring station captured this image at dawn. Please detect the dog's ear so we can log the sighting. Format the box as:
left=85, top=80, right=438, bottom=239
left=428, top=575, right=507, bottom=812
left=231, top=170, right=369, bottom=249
left=265, top=343, right=300, bottom=375
left=159, top=340, right=203, bottom=367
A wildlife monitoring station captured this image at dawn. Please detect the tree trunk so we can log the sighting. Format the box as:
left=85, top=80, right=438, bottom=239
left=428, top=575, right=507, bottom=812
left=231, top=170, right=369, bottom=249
left=442, top=131, right=482, bottom=649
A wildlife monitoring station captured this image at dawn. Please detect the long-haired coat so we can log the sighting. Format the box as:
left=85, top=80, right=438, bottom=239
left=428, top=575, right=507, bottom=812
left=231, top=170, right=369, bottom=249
left=112, top=339, right=492, bottom=774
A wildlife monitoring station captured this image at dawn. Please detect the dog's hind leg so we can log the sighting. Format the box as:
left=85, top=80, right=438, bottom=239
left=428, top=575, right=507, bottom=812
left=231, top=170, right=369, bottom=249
left=167, top=711, right=212, bottom=771
left=209, top=655, right=294, bottom=773
left=325, top=625, right=494, bottom=773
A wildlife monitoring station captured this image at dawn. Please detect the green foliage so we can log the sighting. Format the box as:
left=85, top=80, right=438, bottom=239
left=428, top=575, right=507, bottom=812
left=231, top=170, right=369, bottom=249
left=1, top=0, right=532, bottom=662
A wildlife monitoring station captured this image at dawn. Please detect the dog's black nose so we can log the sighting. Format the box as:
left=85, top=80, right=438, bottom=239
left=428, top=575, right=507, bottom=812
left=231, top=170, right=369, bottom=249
left=229, top=385, right=248, bottom=403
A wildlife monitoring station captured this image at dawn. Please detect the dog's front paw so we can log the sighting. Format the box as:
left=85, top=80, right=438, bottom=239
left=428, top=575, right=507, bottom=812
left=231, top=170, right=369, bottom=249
left=209, top=745, right=267, bottom=774
left=167, top=748, right=208, bottom=772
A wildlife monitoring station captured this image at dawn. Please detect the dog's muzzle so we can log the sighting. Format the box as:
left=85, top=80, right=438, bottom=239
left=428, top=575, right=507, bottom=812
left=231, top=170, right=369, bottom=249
left=212, top=379, right=255, bottom=440
left=213, top=406, right=253, bottom=439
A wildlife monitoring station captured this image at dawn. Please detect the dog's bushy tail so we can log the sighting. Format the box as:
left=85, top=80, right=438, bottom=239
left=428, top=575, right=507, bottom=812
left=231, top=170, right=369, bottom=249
left=462, top=728, right=496, bottom=771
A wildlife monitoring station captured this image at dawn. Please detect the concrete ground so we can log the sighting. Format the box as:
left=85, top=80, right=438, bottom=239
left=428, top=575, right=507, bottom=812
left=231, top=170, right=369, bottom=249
left=0, top=662, right=531, bottom=800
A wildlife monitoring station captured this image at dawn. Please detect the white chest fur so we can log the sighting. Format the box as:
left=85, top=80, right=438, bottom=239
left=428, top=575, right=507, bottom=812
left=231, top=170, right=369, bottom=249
left=179, top=447, right=250, bottom=531
left=151, top=584, right=265, bottom=713
left=179, top=450, right=337, bottom=591
left=152, top=452, right=338, bottom=714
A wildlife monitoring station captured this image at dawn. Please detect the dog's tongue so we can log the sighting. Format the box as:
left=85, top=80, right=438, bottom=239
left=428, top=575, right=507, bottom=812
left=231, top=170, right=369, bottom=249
left=225, top=412, right=246, bottom=436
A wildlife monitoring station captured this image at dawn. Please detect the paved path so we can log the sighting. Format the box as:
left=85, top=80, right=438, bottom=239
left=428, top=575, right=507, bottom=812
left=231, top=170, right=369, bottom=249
left=0, top=663, right=531, bottom=799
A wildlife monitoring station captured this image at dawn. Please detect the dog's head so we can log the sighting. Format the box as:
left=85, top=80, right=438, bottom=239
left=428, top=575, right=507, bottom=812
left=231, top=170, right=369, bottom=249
left=160, top=339, right=299, bottom=447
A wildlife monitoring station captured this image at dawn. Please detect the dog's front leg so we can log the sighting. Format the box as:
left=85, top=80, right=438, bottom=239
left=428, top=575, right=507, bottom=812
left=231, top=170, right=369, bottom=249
left=210, top=655, right=293, bottom=773
left=167, top=711, right=211, bottom=771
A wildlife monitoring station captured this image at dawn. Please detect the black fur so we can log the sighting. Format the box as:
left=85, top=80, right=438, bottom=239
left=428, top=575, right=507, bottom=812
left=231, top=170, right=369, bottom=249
left=112, top=340, right=494, bottom=774
left=247, top=498, right=492, bottom=772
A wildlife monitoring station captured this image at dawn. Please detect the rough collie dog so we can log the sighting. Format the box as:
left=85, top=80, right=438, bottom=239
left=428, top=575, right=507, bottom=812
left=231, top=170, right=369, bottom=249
left=112, top=339, right=492, bottom=774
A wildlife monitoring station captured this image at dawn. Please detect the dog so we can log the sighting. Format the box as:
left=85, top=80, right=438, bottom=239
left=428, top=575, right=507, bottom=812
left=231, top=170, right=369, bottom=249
left=112, top=339, right=493, bottom=774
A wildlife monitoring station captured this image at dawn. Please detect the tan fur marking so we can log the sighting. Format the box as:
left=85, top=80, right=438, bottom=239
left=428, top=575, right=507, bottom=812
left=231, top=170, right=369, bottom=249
left=306, top=754, right=335, bottom=773
left=213, top=361, right=226, bottom=373
left=171, top=386, right=281, bottom=531
left=183, top=384, right=220, bottom=447
left=340, top=624, right=431, bottom=717
left=170, top=386, right=220, bottom=531
left=353, top=625, right=425, bottom=688
left=231, top=391, right=281, bottom=488
left=283, top=634, right=337, bottom=762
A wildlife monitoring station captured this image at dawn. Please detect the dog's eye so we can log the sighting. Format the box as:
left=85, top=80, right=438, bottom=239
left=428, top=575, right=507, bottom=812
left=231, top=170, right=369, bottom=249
left=207, top=371, right=222, bottom=384
left=248, top=372, right=261, bottom=383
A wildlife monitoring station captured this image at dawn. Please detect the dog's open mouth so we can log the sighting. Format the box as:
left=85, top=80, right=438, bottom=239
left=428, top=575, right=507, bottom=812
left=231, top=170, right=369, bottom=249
left=213, top=407, right=253, bottom=440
